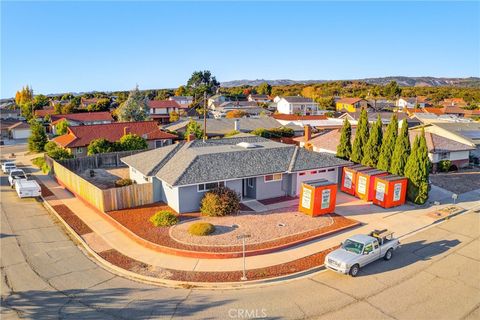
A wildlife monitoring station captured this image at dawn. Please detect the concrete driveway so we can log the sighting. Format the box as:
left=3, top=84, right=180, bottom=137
left=1, top=167, right=479, bottom=319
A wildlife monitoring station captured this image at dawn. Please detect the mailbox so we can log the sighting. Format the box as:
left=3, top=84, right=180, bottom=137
left=341, top=165, right=372, bottom=195
left=299, top=179, right=337, bottom=216
left=372, top=175, right=408, bottom=208
left=355, top=169, right=388, bottom=201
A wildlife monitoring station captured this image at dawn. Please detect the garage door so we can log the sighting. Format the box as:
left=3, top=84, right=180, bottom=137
left=296, top=167, right=338, bottom=195
left=12, top=129, right=31, bottom=139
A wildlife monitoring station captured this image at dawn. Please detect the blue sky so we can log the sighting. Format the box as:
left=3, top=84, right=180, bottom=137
left=1, top=1, right=479, bottom=98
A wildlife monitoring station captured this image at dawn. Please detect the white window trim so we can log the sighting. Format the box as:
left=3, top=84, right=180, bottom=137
left=197, top=181, right=225, bottom=192
left=264, top=173, right=282, bottom=183
left=76, top=147, right=83, bottom=154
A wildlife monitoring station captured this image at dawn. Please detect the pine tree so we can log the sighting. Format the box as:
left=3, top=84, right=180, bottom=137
left=350, top=108, right=369, bottom=163
left=336, top=118, right=352, bottom=160
left=28, top=120, right=48, bottom=152
left=362, top=115, right=383, bottom=167
left=377, top=114, right=398, bottom=171
left=116, top=86, right=150, bottom=122
left=390, top=119, right=410, bottom=175
left=405, top=129, right=430, bottom=204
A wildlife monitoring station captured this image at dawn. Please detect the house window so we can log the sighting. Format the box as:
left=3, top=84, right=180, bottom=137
left=319, top=169, right=326, bottom=173
left=439, top=152, right=450, bottom=160
left=155, top=140, right=164, bottom=148
left=247, top=178, right=254, bottom=188
left=197, top=181, right=225, bottom=192
left=265, top=173, right=282, bottom=182
left=299, top=172, right=306, bottom=176
left=76, top=147, right=83, bottom=154
left=310, top=170, right=317, bottom=174
left=328, top=168, right=335, bottom=172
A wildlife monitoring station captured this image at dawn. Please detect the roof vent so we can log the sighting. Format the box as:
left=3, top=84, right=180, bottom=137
left=236, top=142, right=260, bottom=149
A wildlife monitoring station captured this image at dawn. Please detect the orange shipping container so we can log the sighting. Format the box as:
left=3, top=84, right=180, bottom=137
left=298, top=179, right=337, bottom=216
left=355, top=169, right=388, bottom=201
left=372, top=175, right=408, bottom=208
left=341, top=165, right=372, bottom=195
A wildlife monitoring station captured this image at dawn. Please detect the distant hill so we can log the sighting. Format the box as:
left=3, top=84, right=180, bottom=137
left=221, top=77, right=480, bottom=88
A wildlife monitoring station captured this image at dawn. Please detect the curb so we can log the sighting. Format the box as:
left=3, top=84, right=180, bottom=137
left=56, top=177, right=361, bottom=259
left=41, top=196, right=332, bottom=290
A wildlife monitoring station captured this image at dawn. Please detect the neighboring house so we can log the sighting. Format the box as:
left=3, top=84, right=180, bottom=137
left=335, top=98, right=368, bottom=112
left=0, top=108, right=22, bottom=120
left=440, top=98, right=467, bottom=108
left=338, top=111, right=420, bottom=127
left=163, top=117, right=304, bottom=137
left=49, top=112, right=114, bottom=135
left=273, top=114, right=354, bottom=130
left=412, top=113, right=473, bottom=125
left=210, top=101, right=269, bottom=118
left=248, top=94, right=271, bottom=104
left=80, top=98, right=99, bottom=108
left=34, top=107, right=56, bottom=119
left=294, top=127, right=357, bottom=154
left=207, top=94, right=231, bottom=108
left=169, top=96, right=193, bottom=108
left=422, top=122, right=480, bottom=164
left=52, top=121, right=177, bottom=157
left=397, top=97, right=430, bottom=109
left=275, top=96, right=320, bottom=115
left=147, top=100, right=188, bottom=124
left=409, top=128, right=474, bottom=172
left=367, top=99, right=396, bottom=111
left=0, top=120, right=19, bottom=139
left=121, top=135, right=350, bottom=213
left=7, top=122, right=31, bottom=140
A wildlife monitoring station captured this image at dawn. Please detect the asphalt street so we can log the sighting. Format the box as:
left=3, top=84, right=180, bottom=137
left=1, top=159, right=479, bottom=319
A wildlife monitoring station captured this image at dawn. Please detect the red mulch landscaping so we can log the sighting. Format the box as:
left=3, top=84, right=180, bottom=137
left=258, top=195, right=298, bottom=205
left=107, top=203, right=359, bottom=253
left=52, top=204, right=93, bottom=235
left=97, top=246, right=337, bottom=282
left=31, top=177, right=55, bottom=197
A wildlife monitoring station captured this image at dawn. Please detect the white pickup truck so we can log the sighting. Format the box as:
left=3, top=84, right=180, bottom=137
left=14, top=179, right=41, bottom=198
left=325, top=229, right=400, bottom=277
left=8, top=169, right=27, bottom=187
left=2, top=161, right=17, bottom=174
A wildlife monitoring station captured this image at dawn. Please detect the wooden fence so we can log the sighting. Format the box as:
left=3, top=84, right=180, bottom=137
left=52, top=158, right=154, bottom=212
left=58, top=150, right=141, bottom=172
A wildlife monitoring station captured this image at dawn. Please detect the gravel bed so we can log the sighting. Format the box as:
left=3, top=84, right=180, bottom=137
left=52, top=204, right=93, bottom=235
left=170, top=209, right=334, bottom=246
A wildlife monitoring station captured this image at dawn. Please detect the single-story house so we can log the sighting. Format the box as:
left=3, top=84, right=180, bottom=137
left=34, top=107, right=56, bottom=119
left=0, top=120, right=19, bottom=139
left=121, top=135, right=350, bottom=213
left=210, top=101, right=269, bottom=118
left=273, top=114, right=354, bottom=130
left=396, top=97, right=431, bottom=109
left=335, top=98, right=368, bottom=112
left=147, top=100, right=188, bottom=124
left=50, top=112, right=113, bottom=135
left=0, top=108, right=22, bottom=120
left=80, top=97, right=99, bottom=108
left=275, top=96, right=320, bottom=115
left=338, top=111, right=420, bottom=127
left=248, top=94, right=272, bottom=104
left=7, top=122, right=31, bottom=140
left=52, top=121, right=177, bottom=157
left=163, top=117, right=304, bottom=138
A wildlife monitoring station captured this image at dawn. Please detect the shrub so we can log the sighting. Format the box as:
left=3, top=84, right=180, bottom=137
left=32, top=157, right=46, bottom=168
left=115, top=178, right=134, bottom=187
left=188, top=222, right=215, bottom=236
left=200, top=187, right=240, bottom=217
left=439, top=160, right=451, bottom=172
left=149, top=210, right=178, bottom=227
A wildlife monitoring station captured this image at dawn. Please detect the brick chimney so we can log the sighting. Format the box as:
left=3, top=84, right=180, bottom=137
left=187, top=133, right=196, bottom=142
left=304, top=125, right=312, bottom=142
left=124, top=126, right=130, bottom=135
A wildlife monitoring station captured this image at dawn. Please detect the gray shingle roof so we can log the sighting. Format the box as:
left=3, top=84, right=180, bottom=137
left=121, top=136, right=350, bottom=186
left=282, top=96, right=316, bottom=104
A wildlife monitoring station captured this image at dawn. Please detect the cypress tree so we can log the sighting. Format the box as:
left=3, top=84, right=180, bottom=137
left=405, top=129, right=430, bottom=204
left=350, top=108, right=369, bottom=163
left=362, top=115, right=383, bottom=167
left=336, top=118, right=352, bottom=160
left=377, top=113, right=398, bottom=171
left=390, top=119, right=410, bottom=175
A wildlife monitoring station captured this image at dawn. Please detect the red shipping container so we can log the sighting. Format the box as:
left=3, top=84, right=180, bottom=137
left=341, top=165, right=372, bottom=195
left=298, top=179, right=337, bottom=216
left=355, top=169, right=388, bottom=201
left=372, top=175, right=408, bottom=208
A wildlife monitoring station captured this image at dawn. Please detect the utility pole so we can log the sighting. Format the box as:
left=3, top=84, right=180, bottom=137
left=203, top=91, right=207, bottom=142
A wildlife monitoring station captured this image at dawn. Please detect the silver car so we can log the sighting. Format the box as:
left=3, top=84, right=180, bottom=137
left=325, top=230, right=400, bottom=277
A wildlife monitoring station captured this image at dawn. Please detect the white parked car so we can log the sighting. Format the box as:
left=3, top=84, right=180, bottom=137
left=8, top=169, right=27, bottom=187
left=15, top=179, right=41, bottom=198
left=325, top=229, right=400, bottom=277
left=2, top=161, right=17, bottom=174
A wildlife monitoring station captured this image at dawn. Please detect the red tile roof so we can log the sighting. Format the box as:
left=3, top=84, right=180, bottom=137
left=272, top=114, right=328, bottom=121
left=34, top=108, right=56, bottom=118
left=147, top=100, right=185, bottom=109
left=50, top=112, right=113, bottom=124
left=52, top=121, right=177, bottom=148
left=423, top=107, right=445, bottom=115
left=336, top=98, right=364, bottom=105
left=81, top=98, right=99, bottom=105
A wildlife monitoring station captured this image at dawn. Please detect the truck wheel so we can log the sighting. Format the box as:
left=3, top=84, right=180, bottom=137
left=349, top=264, right=360, bottom=277
left=384, top=248, right=393, bottom=261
